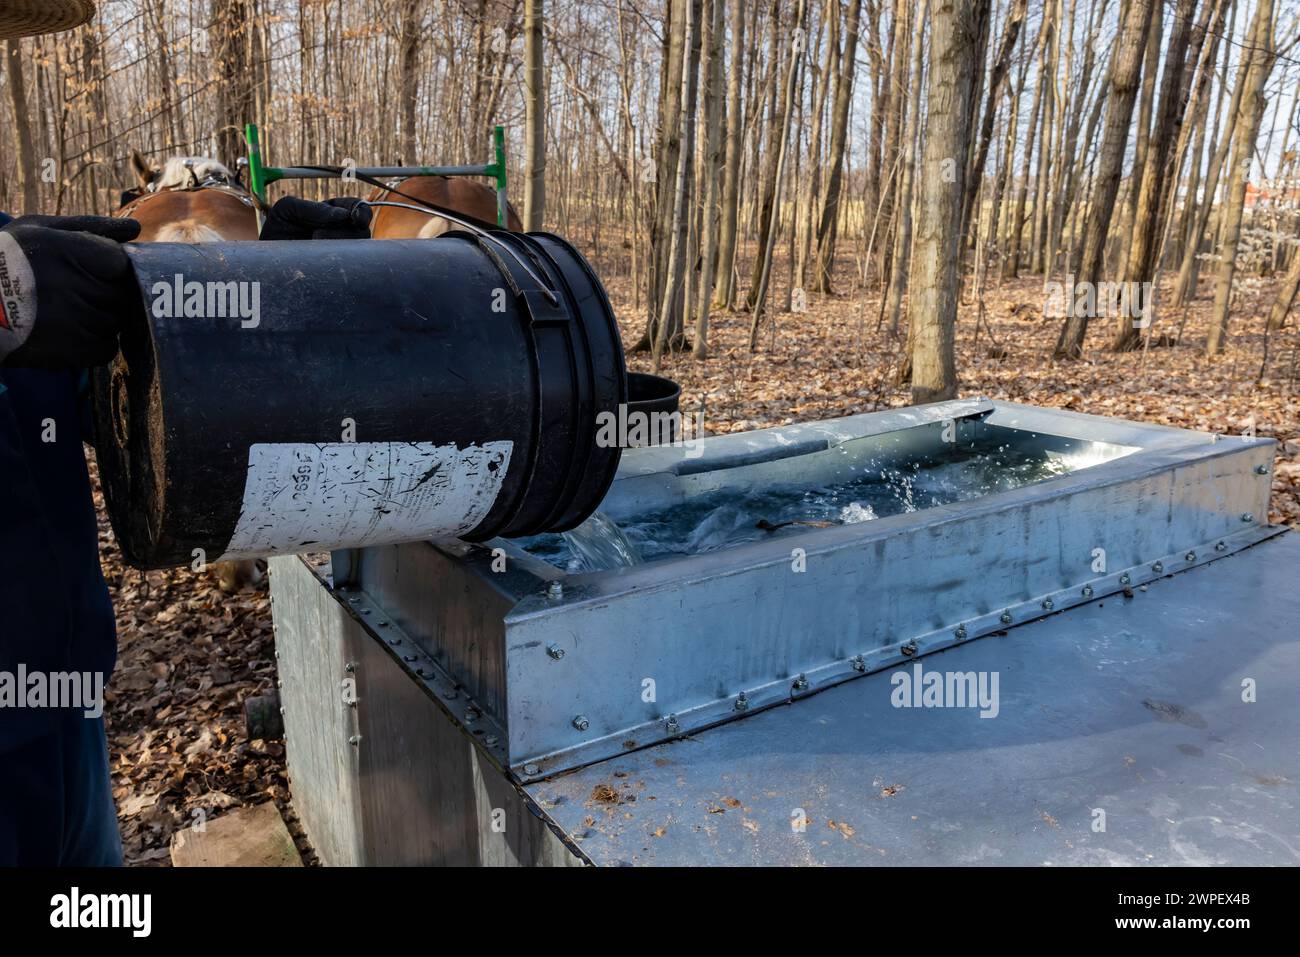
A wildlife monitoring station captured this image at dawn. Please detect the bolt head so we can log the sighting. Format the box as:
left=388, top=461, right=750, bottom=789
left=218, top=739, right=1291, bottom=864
left=1185, top=551, right=1196, bottom=562
left=850, top=655, right=866, bottom=672
left=1081, top=585, right=1094, bottom=598
left=665, top=716, right=680, bottom=733
left=547, top=581, right=564, bottom=599
left=1256, top=464, right=1270, bottom=475
left=546, top=643, right=566, bottom=660
left=1041, top=598, right=1054, bottom=610
left=523, top=763, right=540, bottom=776
left=1215, top=541, right=1227, bottom=551
left=1119, top=573, right=1131, bottom=585
left=735, top=693, right=749, bottom=712
left=1152, top=562, right=1163, bottom=573
left=792, top=675, right=809, bottom=692
left=1241, top=513, right=1254, bottom=523
left=1000, top=611, right=1013, bottom=624
left=572, top=715, right=590, bottom=732
left=901, top=641, right=918, bottom=657
left=484, top=734, right=499, bottom=747
left=955, top=625, right=968, bottom=640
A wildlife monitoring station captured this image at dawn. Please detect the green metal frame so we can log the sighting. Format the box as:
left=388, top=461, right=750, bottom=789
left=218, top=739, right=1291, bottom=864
left=244, top=123, right=509, bottom=227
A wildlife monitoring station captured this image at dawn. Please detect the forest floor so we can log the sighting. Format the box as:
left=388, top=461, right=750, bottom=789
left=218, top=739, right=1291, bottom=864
left=95, top=262, right=1300, bottom=865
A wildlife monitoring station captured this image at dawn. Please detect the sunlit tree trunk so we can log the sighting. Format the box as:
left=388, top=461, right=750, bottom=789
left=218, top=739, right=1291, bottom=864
left=1053, top=0, right=1154, bottom=359
left=524, top=0, right=546, bottom=230
left=1207, top=0, right=1277, bottom=356
left=908, top=0, right=981, bottom=402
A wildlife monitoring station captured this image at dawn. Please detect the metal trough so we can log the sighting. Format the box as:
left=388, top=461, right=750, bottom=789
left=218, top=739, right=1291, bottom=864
left=274, top=396, right=1275, bottom=789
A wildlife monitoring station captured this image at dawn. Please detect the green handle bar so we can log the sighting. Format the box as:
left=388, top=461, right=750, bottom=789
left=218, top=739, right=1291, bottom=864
left=245, top=123, right=509, bottom=227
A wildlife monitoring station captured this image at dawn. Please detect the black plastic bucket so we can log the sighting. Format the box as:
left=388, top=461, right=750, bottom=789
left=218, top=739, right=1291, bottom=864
left=625, top=372, right=682, bottom=446
left=94, top=231, right=627, bottom=569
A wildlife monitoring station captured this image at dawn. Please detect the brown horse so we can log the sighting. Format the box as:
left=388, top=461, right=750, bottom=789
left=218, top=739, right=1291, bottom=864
left=116, top=150, right=261, bottom=593
left=118, top=151, right=259, bottom=241
left=366, top=175, right=521, bottom=238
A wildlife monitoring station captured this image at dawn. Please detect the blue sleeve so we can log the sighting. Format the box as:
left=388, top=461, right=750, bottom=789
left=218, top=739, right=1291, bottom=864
left=0, top=381, right=75, bottom=749
left=0, top=368, right=116, bottom=753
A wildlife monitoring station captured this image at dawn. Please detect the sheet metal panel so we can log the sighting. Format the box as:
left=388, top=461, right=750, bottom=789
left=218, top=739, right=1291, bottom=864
left=523, top=532, right=1300, bottom=866
left=504, top=444, right=1275, bottom=776
left=340, top=400, right=1274, bottom=779
left=270, top=556, right=580, bottom=866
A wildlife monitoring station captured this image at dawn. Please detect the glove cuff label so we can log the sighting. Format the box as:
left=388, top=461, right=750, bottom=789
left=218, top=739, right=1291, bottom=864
left=0, top=232, right=37, bottom=360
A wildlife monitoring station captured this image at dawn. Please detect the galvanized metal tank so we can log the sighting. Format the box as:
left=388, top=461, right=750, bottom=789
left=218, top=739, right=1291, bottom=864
left=267, top=399, right=1286, bottom=864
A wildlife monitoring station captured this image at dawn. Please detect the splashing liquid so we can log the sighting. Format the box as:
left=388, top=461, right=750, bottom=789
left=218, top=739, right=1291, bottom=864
left=521, top=439, right=1099, bottom=571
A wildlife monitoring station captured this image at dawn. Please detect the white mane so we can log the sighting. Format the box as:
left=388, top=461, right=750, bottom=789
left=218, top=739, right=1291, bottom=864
left=153, top=156, right=234, bottom=191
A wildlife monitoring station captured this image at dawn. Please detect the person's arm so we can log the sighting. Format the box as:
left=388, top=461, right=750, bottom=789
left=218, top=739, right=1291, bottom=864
left=1, top=197, right=371, bottom=373
left=0, top=216, right=140, bottom=370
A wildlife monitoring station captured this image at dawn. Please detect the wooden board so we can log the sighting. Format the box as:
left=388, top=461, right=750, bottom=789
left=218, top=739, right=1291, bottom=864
left=169, top=802, right=303, bottom=868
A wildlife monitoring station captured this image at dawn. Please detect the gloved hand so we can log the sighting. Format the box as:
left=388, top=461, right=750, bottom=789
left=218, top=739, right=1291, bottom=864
left=259, top=196, right=372, bottom=240
left=0, top=215, right=142, bottom=369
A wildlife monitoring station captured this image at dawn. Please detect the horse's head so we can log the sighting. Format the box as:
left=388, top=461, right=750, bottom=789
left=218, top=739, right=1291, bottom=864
left=129, top=150, right=241, bottom=194
left=117, top=150, right=258, bottom=242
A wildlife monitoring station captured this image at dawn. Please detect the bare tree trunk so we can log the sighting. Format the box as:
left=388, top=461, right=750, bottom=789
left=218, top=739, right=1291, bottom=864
left=1029, top=4, right=1056, bottom=275
left=1112, top=0, right=1212, bottom=350
left=1053, top=0, right=1154, bottom=359
left=872, top=2, right=905, bottom=286
left=746, top=1, right=792, bottom=311
left=1003, top=19, right=1047, bottom=279
left=524, top=0, right=546, bottom=230
left=811, top=0, right=863, bottom=294
left=212, top=0, right=255, bottom=168
left=961, top=0, right=1028, bottom=243
left=908, top=0, right=981, bottom=403
left=1112, top=0, right=1164, bottom=278
left=795, top=6, right=833, bottom=293
left=3, top=39, right=39, bottom=214
left=711, top=0, right=747, bottom=309
left=1267, top=244, right=1300, bottom=330
left=749, top=0, right=809, bottom=349
left=397, top=0, right=423, bottom=163
left=1173, top=5, right=1244, bottom=307
left=694, top=0, right=726, bottom=358
left=643, top=0, right=689, bottom=348
left=1207, top=0, right=1277, bottom=356
left=883, top=3, right=927, bottom=335
left=653, top=0, right=704, bottom=368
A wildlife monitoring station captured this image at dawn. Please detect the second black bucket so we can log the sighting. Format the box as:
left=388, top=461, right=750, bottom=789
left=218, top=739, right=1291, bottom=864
left=625, top=372, right=682, bottom=446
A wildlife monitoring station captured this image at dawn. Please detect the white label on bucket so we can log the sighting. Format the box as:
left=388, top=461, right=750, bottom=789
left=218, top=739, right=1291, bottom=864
left=216, top=440, right=513, bottom=561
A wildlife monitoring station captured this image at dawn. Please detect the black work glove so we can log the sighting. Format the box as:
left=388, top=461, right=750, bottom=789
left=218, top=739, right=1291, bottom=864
left=0, top=215, right=142, bottom=370
left=259, top=196, right=372, bottom=240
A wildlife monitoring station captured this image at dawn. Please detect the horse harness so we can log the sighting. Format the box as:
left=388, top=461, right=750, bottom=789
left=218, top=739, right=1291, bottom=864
left=117, top=162, right=261, bottom=218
